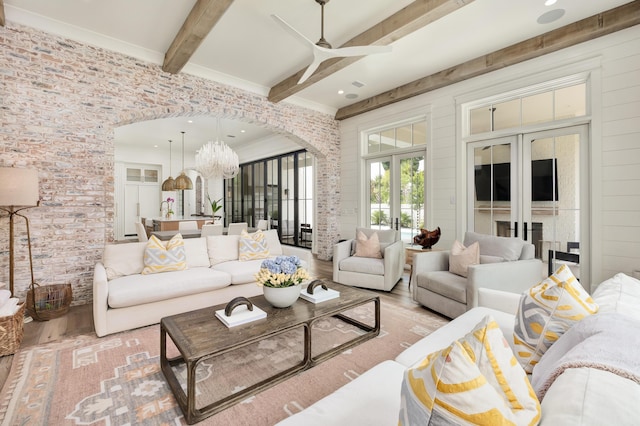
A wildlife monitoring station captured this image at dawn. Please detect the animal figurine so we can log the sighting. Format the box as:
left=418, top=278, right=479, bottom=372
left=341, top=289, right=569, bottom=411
left=413, top=227, right=441, bottom=249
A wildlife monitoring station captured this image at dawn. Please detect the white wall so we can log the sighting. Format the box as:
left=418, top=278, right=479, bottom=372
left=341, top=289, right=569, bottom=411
left=339, top=26, right=640, bottom=290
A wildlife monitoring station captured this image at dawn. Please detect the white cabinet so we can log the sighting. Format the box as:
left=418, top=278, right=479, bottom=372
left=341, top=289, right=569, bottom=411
left=116, top=163, right=161, bottom=239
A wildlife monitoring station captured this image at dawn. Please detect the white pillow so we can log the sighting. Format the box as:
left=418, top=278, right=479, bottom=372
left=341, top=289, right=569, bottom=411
left=207, top=235, right=240, bottom=265
left=449, top=240, right=479, bottom=277
left=182, top=237, right=211, bottom=268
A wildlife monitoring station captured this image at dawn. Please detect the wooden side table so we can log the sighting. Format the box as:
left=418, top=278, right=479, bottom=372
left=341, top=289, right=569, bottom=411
left=405, top=246, right=442, bottom=287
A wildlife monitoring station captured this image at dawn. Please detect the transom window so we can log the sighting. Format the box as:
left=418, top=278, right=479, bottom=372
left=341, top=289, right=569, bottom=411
left=469, top=83, right=586, bottom=135
left=367, top=121, right=426, bottom=154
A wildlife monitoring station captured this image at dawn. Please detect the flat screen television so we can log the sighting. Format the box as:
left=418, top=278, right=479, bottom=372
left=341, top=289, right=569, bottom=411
left=474, top=159, right=558, bottom=201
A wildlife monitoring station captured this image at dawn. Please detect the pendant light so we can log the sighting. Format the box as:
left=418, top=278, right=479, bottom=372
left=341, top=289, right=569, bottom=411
left=161, top=139, right=176, bottom=191
left=175, top=131, right=193, bottom=190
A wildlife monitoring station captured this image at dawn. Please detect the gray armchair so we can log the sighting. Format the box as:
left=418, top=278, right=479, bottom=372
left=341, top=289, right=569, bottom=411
left=333, top=228, right=405, bottom=291
left=412, top=231, right=542, bottom=319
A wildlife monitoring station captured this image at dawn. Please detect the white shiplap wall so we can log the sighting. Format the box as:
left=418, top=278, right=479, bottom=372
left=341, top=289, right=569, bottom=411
left=339, top=25, right=640, bottom=291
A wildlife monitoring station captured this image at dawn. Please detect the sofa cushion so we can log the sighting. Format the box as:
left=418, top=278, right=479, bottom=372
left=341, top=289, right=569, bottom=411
left=103, top=242, right=146, bottom=280
left=339, top=256, right=385, bottom=276
left=417, top=271, right=467, bottom=304
left=399, top=315, right=540, bottom=426
left=540, top=367, right=640, bottom=425
left=513, top=264, right=599, bottom=373
left=212, top=259, right=266, bottom=284
left=182, top=237, right=211, bottom=268
left=142, top=234, right=186, bottom=275
left=449, top=240, right=479, bottom=277
left=238, top=230, right=270, bottom=261
left=107, top=267, right=231, bottom=308
left=354, top=230, right=382, bottom=259
left=262, top=229, right=283, bottom=256
left=207, top=235, right=240, bottom=265
left=464, top=231, right=524, bottom=261
left=592, top=272, right=640, bottom=320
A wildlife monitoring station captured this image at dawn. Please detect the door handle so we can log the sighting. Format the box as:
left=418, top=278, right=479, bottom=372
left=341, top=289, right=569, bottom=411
left=514, top=222, right=518, bottom=238
left=523, top=222, right=528, bottom=241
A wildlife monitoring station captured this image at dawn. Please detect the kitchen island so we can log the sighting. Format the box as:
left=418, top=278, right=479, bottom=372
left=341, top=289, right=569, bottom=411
left=142, top=216, right=213, bottom=232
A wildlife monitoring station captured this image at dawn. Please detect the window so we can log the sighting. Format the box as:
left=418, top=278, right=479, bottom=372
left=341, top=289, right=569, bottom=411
left=469, top=83, right=586, bottom=135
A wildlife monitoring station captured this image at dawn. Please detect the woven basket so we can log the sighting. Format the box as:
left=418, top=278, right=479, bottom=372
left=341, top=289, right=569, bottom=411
left=0, top=302, right=25, bottom=357
left=26, top=283, right=73, bottom=321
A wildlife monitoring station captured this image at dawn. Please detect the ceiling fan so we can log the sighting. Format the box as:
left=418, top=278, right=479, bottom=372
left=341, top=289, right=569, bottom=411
left=272, top=0, right=392, bottom=84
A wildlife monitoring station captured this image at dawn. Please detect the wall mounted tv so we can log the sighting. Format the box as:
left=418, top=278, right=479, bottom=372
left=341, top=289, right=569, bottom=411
left=474, top=159, right=558, bottom=202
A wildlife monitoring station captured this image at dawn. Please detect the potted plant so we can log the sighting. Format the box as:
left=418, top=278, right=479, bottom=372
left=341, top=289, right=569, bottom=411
left=255, top=256, right=310, bottom=308
left=208, top=195, right=223, bottom=224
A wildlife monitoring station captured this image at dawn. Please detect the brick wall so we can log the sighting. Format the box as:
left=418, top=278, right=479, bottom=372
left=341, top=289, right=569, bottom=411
left=0, top=22, right=341, bottom=304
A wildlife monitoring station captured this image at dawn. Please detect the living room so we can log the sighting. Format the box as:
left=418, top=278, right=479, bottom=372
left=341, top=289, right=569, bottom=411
left=1, top=0, right=639, bottom=424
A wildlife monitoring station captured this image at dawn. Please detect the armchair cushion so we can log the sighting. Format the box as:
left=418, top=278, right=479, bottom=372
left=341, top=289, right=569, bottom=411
left=464, top=231, right=526, bottom=261
left=418, top=271, right=467, bottom=303
left=449, top=240, right=479, bottom=277
left=354, top=230, right=382, bottom=259
left=339, top=256, right=385, bottom=276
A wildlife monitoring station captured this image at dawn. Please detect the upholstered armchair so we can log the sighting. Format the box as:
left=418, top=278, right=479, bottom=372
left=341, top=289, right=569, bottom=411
left=333, top=228, right=405, bottom=291
left=411, top=231, right=542, bottom=319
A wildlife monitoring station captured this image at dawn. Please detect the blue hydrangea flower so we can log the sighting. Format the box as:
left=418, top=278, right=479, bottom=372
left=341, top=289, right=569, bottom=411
left=260, top=259, right=281, bottom=274
left=280, top=260, right=297, bottom=275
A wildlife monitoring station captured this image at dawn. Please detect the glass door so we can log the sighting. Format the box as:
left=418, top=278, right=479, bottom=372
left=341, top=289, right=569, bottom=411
left=467, top=137, right=518, bottom=237
left=367, top=152, right=425, bottom=244
left=522, top=125, right=588, bottom=283
left=467, top=125, right=588, bottom=285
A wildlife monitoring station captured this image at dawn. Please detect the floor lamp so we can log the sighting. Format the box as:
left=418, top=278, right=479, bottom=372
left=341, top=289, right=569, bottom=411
left=0, top=167, right=39, bottom=297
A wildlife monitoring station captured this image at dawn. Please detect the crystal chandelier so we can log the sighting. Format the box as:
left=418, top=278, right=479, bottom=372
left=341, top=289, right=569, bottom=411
left=195, top=118, right=240, bottom=179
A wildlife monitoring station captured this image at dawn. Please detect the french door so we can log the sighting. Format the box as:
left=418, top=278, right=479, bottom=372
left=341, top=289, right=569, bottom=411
left=467, top=125, right=588, bottom=285
left=367, top=151, right=425, bottom=244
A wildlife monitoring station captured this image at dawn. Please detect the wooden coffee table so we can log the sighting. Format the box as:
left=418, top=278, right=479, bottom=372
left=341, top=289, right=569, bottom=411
left=160, top=281, right=380, bottom=424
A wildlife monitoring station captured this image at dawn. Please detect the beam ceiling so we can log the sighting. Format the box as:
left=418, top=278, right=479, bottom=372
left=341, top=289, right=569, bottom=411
left=335, top=0, right=640, bottom=120
left=0, top=0, right=5, bottom=27
left=163, top=0, right=235, bottom=74
left=268, top=0, right=475, bottom=104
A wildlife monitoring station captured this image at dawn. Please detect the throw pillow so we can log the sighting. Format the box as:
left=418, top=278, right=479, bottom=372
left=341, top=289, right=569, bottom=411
left=399, top=315, right=541, bottom=426
left=513, top=264, right=599, bottom=373
left=449, top=240, right=479, bottom=277
left=238, top=230, right=270, bottom=261
left=354, top=230, right=382, bottom=259
left=141, top=234, right=187, bottom=275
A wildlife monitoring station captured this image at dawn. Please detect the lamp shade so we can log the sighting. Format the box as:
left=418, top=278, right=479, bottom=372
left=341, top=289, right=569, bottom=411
left=0, top=167, right=39, bottom=207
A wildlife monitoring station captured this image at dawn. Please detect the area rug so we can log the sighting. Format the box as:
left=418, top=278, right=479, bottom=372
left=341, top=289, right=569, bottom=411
left=0, top=300, right=448, bottom=425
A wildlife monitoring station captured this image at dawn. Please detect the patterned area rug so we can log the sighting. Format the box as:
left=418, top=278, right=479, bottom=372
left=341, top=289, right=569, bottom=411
left=0, top=299, right=447, bottom=425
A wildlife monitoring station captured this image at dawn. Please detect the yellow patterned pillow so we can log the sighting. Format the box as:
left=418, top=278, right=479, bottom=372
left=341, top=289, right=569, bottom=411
left=238, top=230, right=270, bottom=261
left=141, top=234, right=187, bottom=275
left=513, top=264, right=599, bottom=373
left=399, top=315, right=540, bottom=426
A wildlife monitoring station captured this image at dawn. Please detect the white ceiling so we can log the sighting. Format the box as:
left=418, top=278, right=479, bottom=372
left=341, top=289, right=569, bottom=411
left=4, top=0, right=633, bottom=153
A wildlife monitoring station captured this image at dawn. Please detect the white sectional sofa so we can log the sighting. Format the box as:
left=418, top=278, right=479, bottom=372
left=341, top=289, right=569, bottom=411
left=93, top=230, right=309, bottom=337
left=277, top=272, right=640, bottom=425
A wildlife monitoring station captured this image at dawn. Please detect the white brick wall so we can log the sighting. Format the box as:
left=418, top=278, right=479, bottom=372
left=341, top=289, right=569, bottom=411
left=0, top=22, right=341, bottom=304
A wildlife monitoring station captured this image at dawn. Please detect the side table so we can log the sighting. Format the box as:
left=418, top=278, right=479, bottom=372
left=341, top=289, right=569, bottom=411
left=405, top=246, right=443, bottom=288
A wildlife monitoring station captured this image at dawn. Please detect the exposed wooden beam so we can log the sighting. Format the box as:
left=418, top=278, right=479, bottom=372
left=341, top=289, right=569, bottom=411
left=163, top=0, right=234, bottom=74
left=0, top=0, right=5, bottom=27
left=268, top=0, right=475, bottom=104
left=335, top=1, right=640, bottom=120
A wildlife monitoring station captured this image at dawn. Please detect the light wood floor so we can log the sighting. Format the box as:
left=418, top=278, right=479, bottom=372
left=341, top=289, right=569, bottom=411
left=0, top=256, right=422, bottom=389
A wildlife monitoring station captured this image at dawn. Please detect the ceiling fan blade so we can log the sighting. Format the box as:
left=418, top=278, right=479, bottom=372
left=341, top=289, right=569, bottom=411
left=297, top=56, right=324, bottom=84
left=330, top=44, right=393, bottom=58
left=271, top=14, right=313, bottom=47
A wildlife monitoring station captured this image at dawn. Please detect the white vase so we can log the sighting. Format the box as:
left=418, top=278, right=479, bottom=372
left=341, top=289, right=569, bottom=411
left=262, top=284, right=302, bottom=308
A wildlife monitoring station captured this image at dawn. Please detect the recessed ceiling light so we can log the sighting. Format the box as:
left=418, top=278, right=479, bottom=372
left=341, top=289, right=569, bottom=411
left=154, top=144, right=158, bottom=148
left=187, top=120, right=193, bottom=123
left=338, top=90, right=344, bottom=95
left=537, top=8, right=565, bottom=24
left=544, top=0, right=557, bottom=6
left=241, top=129, right=246, bottom=133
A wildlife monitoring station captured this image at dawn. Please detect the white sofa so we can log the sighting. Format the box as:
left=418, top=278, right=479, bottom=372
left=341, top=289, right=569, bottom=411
left=93, top=230, right=309, bottom=337
left=277, top=273, right=640, bottom=425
